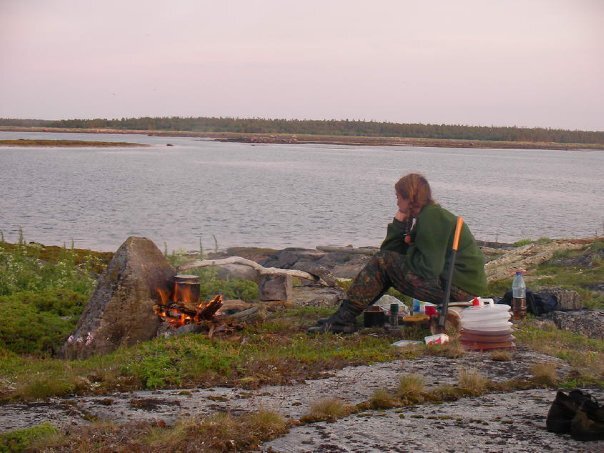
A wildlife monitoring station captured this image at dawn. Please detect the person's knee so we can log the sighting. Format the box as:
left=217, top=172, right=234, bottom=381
left=376, top=250, right=406, bottom=268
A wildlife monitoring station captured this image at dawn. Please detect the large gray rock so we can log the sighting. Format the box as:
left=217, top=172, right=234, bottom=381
left=258, top=274, right=293, bottom=301
left=260, top=248, right=371, bottom=279
left=538, top=287, right=583, bottom=311
left=544, top=310, right=604, bottom=339
left=62, top=237, right=175, bottom=359
left=260, top=248, right=325, bottom=269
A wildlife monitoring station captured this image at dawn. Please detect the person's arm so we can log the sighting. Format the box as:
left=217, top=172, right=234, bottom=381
left=380, top=215, right=413, bottom=252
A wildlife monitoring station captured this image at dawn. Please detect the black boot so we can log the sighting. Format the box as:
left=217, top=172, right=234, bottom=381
left=546, top=390, right=582, bottom=434
left=547, top=389, right=604, bottom=438
left=307, top=300, right=360, bottom=334
left=571, top=393, right=604, bottom=441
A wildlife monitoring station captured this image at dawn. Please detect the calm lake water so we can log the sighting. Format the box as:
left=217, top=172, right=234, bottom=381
left=1, top=131, right=603, bottom=252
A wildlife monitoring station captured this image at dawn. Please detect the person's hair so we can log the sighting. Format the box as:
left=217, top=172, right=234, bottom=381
left=394, top=173, right=435, bottom=217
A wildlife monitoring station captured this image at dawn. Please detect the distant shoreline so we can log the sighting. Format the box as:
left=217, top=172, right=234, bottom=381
left=0, top=138, right=147, bottom=148
left=1, top=126, right=603, bottom=150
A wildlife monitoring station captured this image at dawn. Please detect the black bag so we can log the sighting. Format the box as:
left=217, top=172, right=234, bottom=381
left=498, top=290, right=558, bottom=315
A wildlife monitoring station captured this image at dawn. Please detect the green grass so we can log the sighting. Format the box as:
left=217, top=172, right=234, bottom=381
left=487, top=240, right=603, bottom=309
left=0, top=306, right=403, bottom=400
left=0, top=422, right=58, bottom=453
left=512, top=237, right=554, bottom=247
left=515, top=320, right=604, bottom=386
left=0, top=241, right=106, bottom=356
left=531, top=241, right=604, bottom=309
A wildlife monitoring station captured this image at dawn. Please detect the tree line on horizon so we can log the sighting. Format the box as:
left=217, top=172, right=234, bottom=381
left=1, top=116, right=603, bottom=144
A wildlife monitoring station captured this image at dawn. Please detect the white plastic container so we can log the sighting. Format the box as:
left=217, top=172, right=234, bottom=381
left=459, top=299, right=515, bottom=351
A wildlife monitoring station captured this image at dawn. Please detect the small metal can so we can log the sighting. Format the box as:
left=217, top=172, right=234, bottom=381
left=390, top=303, right=399, bottom=326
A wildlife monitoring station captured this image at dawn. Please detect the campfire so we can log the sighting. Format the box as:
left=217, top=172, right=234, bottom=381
left=154, top=274, right=223, bottom=328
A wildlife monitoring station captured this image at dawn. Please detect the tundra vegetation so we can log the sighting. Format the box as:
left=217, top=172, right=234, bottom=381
left=3, top=116, right=603, bottom=145
left=0, top=234, right=602, bottom=451
left=2, top=117, right=604, bottom=150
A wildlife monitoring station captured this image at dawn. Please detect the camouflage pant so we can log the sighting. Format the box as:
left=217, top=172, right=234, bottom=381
left=347, top=251, right=472, bottom=312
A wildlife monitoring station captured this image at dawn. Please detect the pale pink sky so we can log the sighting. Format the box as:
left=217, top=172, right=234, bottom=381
left=1, top=0, right=602, bottom=130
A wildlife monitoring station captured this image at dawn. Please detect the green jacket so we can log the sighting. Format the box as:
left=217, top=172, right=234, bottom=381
left=380, top=203, right=487, bottom=296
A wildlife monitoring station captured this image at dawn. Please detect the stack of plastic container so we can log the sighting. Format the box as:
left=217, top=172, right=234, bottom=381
left=459, top=298, right=515, bottom=351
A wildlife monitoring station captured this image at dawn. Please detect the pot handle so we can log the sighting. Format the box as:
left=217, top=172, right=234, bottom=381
left=480, top=298, right=495, bottom=307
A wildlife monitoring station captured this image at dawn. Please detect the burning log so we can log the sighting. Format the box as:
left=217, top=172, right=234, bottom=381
left=154, top=294, right=223, bottom=327
left=197, top=294, right=223, bottom=319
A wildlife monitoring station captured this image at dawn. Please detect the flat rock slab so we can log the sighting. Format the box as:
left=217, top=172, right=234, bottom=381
left=264, top=389, right=604, bottom=452
left=0, top=349, right=570, bottom=433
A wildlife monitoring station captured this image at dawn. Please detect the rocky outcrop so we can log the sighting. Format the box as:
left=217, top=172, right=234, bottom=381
left=538, top=288, right=583, bottom=311
left=260, top=248, right=371, bottom=279
left=62, top=237, right=175, bottom=359
left=485, top=240, right=585, bottom=282
left=543, top=310, right=604, bottom=339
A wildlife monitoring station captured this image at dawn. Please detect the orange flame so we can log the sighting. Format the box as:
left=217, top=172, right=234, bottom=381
left=154, top=282, right=220, bottom=329
left=157, top=288, right=169, bottom=305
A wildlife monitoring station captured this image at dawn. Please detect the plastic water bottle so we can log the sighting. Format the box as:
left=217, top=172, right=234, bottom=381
left=412, top=298, right=421, bottom=314
left=511, top=271, right=527, bottom=320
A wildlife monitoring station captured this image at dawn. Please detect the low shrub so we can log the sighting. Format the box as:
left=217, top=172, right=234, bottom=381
left=0, top=291, right=84, bottom=355
left=0, top=242, right=100, bottom=297
left=369, top=388, right=398, bottom=409
left=301, top=398, right=354, bottom=423
left=457, top=368, right=490, bottom=396
left=530, top=362, right=559, bottom=387
left=397, top=374, right=425, bottom=404
left=0, top=422, right=58, bottom=452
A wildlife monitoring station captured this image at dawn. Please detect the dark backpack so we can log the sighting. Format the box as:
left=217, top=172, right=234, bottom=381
left=498, top=290, right=558, bottom=315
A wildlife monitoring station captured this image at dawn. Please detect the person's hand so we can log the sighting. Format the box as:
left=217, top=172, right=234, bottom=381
left=394, top=211, right=407, bottom=222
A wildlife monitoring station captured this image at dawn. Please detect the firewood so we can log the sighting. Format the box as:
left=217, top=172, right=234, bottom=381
left=178, top=257, right=322, bottom=283
left=227, top=306, right=260, bottom=321
left=197, top=294, right=223, bottom=320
